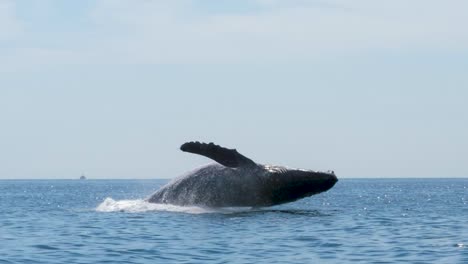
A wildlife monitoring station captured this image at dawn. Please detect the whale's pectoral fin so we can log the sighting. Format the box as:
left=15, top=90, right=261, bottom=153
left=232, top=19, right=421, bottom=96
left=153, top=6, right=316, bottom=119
left=180, top=141, right=256, bottom=168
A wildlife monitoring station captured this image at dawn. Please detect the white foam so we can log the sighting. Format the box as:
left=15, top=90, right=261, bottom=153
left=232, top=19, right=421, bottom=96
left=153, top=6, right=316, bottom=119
left=96, top=198, right=251, bottom=214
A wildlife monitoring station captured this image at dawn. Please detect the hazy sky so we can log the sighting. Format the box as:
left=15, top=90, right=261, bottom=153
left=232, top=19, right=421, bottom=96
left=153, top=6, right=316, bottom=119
left=1, top=0, right=467, bottom=179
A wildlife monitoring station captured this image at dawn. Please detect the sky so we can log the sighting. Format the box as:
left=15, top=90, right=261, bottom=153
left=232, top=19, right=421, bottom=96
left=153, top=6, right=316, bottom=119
left=1, top=0, right=467, bottom=179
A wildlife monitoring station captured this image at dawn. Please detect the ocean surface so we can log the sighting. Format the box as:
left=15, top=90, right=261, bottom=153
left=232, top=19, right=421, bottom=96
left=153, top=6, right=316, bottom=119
left=1, top=178, right=467, bottom=263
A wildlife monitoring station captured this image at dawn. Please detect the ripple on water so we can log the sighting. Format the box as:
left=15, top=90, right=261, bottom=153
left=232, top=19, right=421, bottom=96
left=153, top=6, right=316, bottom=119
left=32, top=245, right=60, bottom=250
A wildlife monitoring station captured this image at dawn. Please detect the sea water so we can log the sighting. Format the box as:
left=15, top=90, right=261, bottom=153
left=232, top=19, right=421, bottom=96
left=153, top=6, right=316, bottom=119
left=1, top=179, right=467, bottom=263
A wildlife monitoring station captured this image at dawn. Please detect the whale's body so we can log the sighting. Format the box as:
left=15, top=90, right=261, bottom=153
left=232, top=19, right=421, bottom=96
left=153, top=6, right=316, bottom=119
left=148, top=142, right=338, bottom=207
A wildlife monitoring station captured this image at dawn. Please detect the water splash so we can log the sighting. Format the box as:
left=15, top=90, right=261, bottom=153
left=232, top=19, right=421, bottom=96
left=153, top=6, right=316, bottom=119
left=96, top=198, right=252, bottom=214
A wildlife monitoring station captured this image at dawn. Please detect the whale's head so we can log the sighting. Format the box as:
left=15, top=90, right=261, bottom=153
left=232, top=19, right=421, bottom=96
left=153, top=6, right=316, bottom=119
left=262, top=165, right=338, bottom=206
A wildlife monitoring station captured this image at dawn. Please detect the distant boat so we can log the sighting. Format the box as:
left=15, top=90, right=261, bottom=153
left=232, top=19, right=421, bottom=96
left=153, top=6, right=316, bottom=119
left=80, top=175, right=87, bottom=180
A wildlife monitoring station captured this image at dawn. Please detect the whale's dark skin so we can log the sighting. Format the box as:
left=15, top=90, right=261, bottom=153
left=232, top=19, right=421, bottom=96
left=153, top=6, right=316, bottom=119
left=147, top=142, right=338, bottom=207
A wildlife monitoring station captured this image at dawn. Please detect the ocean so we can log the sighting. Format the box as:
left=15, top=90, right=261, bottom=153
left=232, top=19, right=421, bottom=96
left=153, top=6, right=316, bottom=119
left=1, top=179, right=467, bottom=263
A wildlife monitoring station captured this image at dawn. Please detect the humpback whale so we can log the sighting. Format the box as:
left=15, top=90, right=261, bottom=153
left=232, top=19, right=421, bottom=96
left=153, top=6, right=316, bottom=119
left=147, top=142, right=338, bottom=207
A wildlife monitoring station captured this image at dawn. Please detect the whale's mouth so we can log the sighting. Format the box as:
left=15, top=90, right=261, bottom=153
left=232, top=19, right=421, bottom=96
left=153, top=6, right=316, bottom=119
left=267, top=170, right=338, bottom=205
left=328, top=173, right=339, bottom=187
left=311, top=172, right=338, bottom=192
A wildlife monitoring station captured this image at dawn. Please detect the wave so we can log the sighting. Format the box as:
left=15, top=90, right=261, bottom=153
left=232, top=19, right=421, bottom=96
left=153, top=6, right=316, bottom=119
left=95, top=198, right=252, bottom=214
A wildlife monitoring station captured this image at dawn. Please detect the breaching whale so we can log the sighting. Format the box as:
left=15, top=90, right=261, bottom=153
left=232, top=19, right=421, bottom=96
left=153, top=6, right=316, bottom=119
left=147, top=142, right=338, bottom=207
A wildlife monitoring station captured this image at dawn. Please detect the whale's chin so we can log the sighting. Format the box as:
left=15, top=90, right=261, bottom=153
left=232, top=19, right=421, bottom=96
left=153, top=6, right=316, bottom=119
left=264, top=170, right=338, bottom=206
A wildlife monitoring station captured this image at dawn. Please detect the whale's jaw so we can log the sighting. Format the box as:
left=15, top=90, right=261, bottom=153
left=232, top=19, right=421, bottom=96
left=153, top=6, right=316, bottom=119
left=263, top=167, right=338, bottom=206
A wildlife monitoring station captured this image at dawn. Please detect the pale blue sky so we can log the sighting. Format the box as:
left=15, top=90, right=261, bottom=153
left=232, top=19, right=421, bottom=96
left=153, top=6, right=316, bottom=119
left=1, top=0, right=467, bottom=179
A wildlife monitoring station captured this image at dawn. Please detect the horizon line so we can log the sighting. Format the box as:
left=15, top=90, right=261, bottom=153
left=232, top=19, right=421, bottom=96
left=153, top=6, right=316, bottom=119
left=0, top=177, right=467, bottom=180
